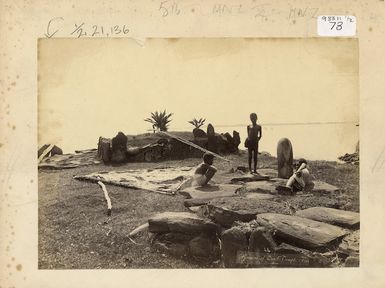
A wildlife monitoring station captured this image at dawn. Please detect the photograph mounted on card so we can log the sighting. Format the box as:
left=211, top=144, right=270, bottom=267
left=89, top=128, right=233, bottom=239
left=38, top=37, right=359, bottom=269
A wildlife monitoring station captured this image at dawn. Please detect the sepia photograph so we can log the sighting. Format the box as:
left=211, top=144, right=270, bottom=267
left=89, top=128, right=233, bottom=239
left=37, top=37, right=359, bottom=269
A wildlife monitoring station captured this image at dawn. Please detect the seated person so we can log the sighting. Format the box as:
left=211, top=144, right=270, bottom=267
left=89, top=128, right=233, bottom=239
left=176, top=153, right=217, bottom=191
left=285, top=158, right=314, bottom=192
left=192, top=153, right=217, bottom=186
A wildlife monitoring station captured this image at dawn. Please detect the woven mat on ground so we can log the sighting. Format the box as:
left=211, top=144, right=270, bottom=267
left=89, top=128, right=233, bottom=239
left=74, top=166, right=194, bottom=195
left=39, top=150, right=100, bottom=169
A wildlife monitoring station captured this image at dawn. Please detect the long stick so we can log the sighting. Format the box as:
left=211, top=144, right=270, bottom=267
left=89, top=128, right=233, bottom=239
left=160, top=131, right=231, bottom=163
left=38, top=144, right=54, bottom=163
left=129, top=223, right=149, bottom=237
left=97, top=181, right=112, bottom=216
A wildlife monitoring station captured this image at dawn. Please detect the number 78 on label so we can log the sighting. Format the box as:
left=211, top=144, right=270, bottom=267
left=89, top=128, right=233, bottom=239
left=317, top=15, right=356, bottom=36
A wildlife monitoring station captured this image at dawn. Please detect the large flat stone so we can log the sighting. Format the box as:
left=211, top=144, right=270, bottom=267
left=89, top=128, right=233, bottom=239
left=311, top=181, right=340, bottom=195
left=257, top=168, right=278, bottom=178
left=207, top=197, right=289, bottom=227
left=274, top=243, right=331, bottom=267
left=295, top=207, right=359, bottom=228
left=267, top=178, right=340, bottom=195
left=229, top=174, right=270, bottom=183
left=148, top=212, right=218, bottom=234
left=183, top=198, right=215, bottom=207
left=180, top=184, right=241, bottom=199
left=244, top=180, right=282, bottom=194
left=256, top=213, right=349, bottom=249
left=152, top=232, right=220, bottom=260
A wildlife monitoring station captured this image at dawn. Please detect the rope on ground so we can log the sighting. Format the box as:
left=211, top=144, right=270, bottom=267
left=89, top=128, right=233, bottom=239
left=97, top=181, right=112, bottom=216
left=160, top=131, right=231, bottom=163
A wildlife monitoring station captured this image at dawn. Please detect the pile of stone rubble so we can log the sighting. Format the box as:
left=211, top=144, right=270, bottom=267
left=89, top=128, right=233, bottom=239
left=145, top=170, right=359, bottom=268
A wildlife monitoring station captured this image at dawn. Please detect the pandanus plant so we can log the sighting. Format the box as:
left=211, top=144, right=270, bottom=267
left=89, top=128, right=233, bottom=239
left=188, top=118, right=206, bottom=129
left=144, top=110, right=173, bottom=132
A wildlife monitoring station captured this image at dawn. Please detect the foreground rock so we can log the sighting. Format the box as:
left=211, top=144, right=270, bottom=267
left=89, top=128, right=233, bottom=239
left=180, top=184, right=241, bottom=207
left=257, top=168, right=278, bottom=178
left=338, top=230, right=359, bottom=256
left=310, top=180, right=340, bottom=196
left=344, top=256, right=359, bottom=267
left=268, top=178, right=340, bottom=196
left=149, top=212, right=220, bottom=261
left=230, top=173, right=270, bottom=183
left=206, top=197, right=289, bottom=227
left=148, top=212, right=218, bottom=234
left=221, top=226, right=250, bottom=267
left=295, top=207, right=359, bottom=229
left=152, top=232, right=220, bottom=260
left=221, top=223, right=331, bottom=267
left=248, top=227, right=277, bottom=253
left=256, top=213, right=349, bottom=249
left=244, top=181, right=281, bottom=194
left=273, top=243, right=331, bottom=267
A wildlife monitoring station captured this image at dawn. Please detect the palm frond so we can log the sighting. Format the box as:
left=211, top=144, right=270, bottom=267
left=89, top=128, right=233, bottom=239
left=144, top=110, right=173, bottom=132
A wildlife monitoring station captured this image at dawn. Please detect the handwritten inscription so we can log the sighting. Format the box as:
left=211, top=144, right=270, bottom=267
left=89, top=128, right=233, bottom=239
left=45, top=17, right=64, bottom=38
left=44, top=18, right=129, bottom=38
left=159, top=0, right=181, bottom=17
left=71, top=23, right=129, bottom=38
left=157, top=1, right=281, bottom=20
left=156, top=1, right=317, bottom=22
left=43, top=3, right=322, bottom=38
left=288, top=7, right=319, bottom=20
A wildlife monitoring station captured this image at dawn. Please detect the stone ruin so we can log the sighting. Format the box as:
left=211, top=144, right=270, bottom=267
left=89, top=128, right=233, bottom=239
left=146, top=178, right=359, bottom=268
left=194, top=123, right=240, bottom=154
left=277, top=138, right=293, bottom=179
left=141, top=139, right=358, bottom=268
left=97, top=126, right=241, bottom=164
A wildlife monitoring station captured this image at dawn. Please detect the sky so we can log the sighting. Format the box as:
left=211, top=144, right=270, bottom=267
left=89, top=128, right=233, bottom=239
left=38, top=38, right=359, bottom=156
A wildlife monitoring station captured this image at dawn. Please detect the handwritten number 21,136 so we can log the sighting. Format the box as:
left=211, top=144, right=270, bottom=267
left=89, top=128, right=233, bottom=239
left=91, top=25, right=129, bottom=36
left=330, top=21, right=343, bottom=30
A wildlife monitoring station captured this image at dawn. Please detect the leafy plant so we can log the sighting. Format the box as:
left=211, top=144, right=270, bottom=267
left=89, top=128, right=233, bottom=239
left=188, top=118, right=206, bottom=129
left=144, top=110, right=173, bottom=132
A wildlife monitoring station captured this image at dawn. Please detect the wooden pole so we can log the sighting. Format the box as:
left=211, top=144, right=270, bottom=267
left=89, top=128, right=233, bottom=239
left=129, top=223, right=149, bottom=237
left=97, top=181, right=112, bottom=216
left=160, top=131, right=231, bottom=163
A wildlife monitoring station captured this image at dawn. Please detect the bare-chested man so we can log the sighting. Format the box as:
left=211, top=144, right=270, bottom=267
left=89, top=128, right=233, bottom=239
left=246, top=113, right=262, bottom=174
left=176, top=153, right=217, bottom=192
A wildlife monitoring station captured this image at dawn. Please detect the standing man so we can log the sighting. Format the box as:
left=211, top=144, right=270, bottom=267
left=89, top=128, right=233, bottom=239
left=246, top=113, right=262, bottom=174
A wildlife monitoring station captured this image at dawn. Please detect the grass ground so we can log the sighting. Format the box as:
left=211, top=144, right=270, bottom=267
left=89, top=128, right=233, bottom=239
left=38, top=152, right=359, bottom=269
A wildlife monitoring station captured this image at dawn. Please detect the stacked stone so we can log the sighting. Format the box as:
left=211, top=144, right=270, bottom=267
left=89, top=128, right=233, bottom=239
left=148, top=212, right=221, bottom=261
